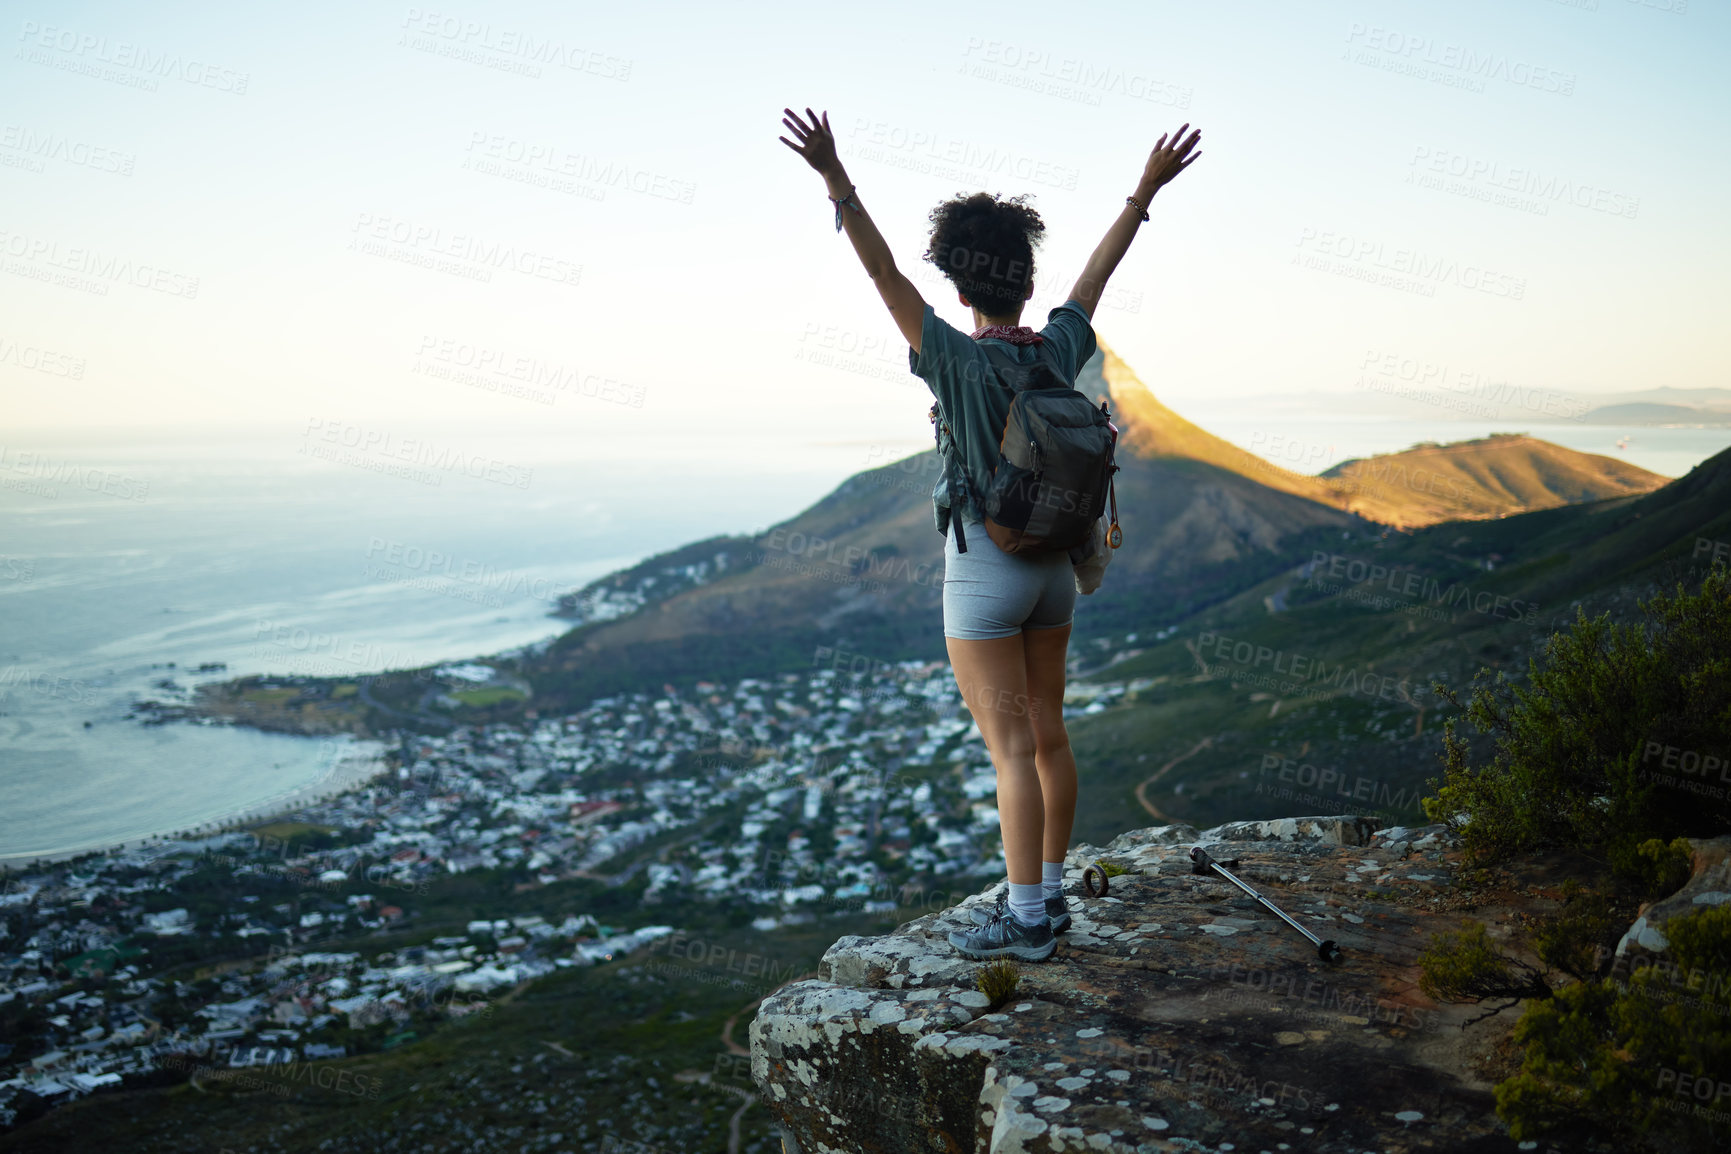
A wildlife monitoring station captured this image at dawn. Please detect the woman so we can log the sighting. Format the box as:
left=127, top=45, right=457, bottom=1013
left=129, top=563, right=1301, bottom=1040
left=779, top=107, right=1201, bottom=960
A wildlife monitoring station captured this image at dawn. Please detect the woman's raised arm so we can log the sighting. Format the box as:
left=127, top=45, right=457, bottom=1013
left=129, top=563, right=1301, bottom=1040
left=1068, top=123, right=1202, bottom=319
left=781, top=107, right=928, bottom=354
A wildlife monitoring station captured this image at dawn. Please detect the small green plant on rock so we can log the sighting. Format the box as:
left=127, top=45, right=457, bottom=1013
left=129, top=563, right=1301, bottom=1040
left=976, top=960, right=1021, bottom=1010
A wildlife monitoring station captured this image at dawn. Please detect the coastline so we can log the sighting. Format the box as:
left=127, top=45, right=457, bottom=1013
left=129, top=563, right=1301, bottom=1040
left=0, top=733, right=392, bottom=869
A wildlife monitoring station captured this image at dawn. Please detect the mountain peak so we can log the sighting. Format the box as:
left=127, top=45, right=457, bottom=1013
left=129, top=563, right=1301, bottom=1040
left=1089, top=337, right=1668, bottom=528
left=1088, top=338, right=1334, bottom=506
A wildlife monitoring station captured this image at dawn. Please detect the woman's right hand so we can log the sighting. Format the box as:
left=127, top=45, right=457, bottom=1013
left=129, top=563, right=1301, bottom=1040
left=1140, top=124, right=1202, bottom=194
left=780, top=107, right=842, bottom=178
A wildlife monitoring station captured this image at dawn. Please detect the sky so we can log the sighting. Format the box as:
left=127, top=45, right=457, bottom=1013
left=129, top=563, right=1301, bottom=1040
left=3, top=0, right=1727, bottom=466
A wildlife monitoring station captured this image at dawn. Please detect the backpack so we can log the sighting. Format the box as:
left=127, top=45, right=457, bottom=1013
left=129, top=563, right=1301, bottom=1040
left=932, top=345, right=1121, bottom=562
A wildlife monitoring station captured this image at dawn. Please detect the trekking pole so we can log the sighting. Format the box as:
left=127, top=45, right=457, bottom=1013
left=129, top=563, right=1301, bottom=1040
left=1190, top=846, right=1342, bottom=963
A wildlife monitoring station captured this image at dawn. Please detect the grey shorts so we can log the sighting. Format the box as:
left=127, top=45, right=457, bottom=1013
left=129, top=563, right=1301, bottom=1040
left=942, top=524, right=1077, bottom=640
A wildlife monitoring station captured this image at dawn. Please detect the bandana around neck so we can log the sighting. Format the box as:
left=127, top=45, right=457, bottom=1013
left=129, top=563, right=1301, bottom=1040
left=970, top=324, right=1043, bottom=345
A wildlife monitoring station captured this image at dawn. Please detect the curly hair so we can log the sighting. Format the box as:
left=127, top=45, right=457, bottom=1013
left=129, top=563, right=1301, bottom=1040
left=922, top=192, right=1046, bottom=318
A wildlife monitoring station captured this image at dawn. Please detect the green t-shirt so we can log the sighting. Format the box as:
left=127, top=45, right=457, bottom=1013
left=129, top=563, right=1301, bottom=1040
left=908, top=299, right=1099, bottom=530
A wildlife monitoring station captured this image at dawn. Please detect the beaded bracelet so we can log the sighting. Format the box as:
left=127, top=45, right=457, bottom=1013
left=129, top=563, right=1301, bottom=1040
left=1126, top=194, right=1150, bottom=222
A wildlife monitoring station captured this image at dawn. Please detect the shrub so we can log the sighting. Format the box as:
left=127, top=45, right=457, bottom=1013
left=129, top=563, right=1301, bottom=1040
left=1531, top=882, right=1620, bottom=982
left=1622, top=837, right=1696, bottom=902
left=1418, top=922, right=1550, bottom=1023
left=1423, top=568, right=1731, bottom=882
left=1494, top=905, right=1731, bottom=1152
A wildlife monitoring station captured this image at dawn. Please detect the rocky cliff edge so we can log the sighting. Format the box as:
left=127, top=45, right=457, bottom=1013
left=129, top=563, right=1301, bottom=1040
left=752, top=816, right=1523, bottom=1154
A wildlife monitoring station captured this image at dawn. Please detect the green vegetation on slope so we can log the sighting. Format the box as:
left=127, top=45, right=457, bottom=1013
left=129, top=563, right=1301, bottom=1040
left=1426, top=568, right=1731, bottom=879
left=1409, top=567, right=1731, bottom=1152
left=1064, top=445, right=1731, bottom=845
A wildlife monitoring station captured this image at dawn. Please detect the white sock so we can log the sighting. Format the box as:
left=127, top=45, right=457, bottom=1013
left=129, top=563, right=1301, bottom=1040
left=1007, top=882, right=1045, bottom=927
left=1042, top=861, right=1065, bottom=900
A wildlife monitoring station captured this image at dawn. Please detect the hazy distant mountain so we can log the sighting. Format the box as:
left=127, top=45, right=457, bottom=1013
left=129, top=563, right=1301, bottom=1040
left=1596, top=386, right=1731, bottom=408
left=1191, top=384, right=1731, bottom=426
left=1578, top=401, right=1731, bottom=426
left=524, top=340, right=1665, bottom=706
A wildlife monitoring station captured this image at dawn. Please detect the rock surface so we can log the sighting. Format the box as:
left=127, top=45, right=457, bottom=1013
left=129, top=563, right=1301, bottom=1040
left=751, top=817, right=1530, bottom=1153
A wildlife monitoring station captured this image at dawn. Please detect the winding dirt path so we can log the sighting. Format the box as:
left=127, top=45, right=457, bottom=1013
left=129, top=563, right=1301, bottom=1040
left=1134, top=736, right=1214, bottom=823
left=720, top=996, right=762, bottom=1057
left=726, top=1093, right=755, bottom=1154
left=716, top=989, right=799, bottom=1154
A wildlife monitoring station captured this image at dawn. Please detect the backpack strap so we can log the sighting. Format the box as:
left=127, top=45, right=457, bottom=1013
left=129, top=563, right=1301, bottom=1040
left=949, top=462, right=968, bottom=554
left=943, top=412, right=969, bottom=554
left=930, top=401, right=968, bottom=554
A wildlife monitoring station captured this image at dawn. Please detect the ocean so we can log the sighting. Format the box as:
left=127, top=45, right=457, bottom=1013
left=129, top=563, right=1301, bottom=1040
left=0, top=427, right=853, bottom=864
left=2, top=418, right=1726, bottom=863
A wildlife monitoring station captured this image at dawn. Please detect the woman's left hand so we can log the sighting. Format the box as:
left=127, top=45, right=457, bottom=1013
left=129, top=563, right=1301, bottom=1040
left=779, top=107, right=841, bottom=177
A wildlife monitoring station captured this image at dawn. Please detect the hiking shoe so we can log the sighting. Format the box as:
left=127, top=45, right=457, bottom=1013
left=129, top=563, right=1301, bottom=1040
left=970, top=887, right=1072, bottom=935
left=1044, top=893, right=1072, bottom=935
left=948, top=907, right=1056, bottom=961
